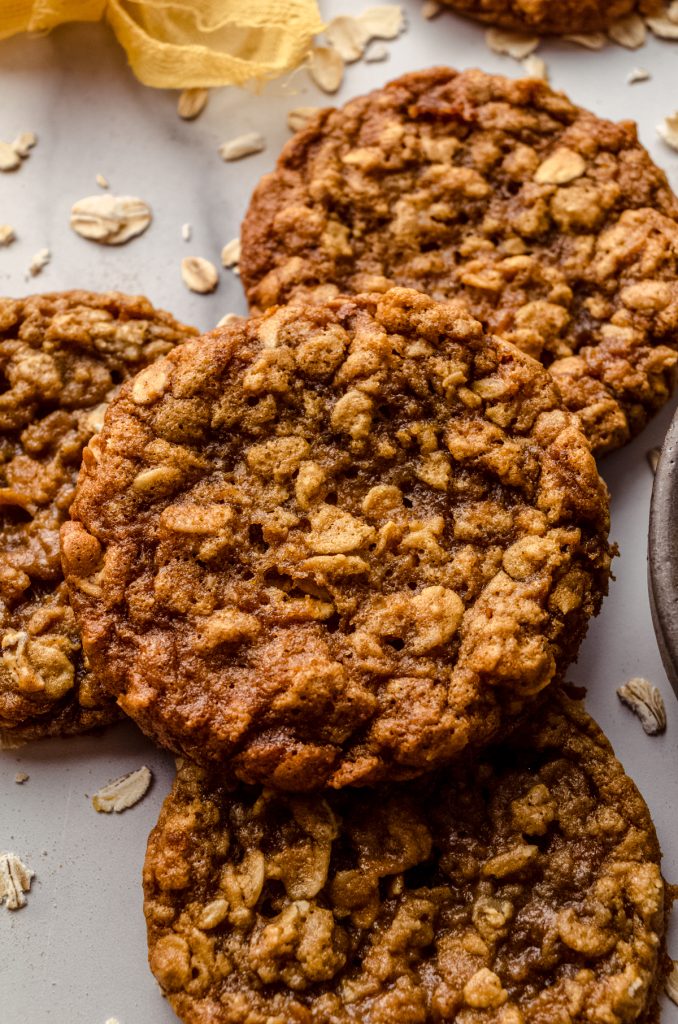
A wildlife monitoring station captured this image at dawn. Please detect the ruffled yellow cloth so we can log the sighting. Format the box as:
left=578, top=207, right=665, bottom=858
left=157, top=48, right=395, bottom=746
left=0, top=0, right=324, bottom=87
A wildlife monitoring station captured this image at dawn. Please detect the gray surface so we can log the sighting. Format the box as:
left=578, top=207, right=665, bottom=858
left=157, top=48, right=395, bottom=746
left=0, top=2, right=677, bottom=1022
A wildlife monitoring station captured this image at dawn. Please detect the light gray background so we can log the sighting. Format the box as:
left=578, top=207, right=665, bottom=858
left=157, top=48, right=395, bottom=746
left=0, top=2, right=677, bottom=1022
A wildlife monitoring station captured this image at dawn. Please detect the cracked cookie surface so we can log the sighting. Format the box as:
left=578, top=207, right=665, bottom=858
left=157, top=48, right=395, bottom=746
left=0, top=290, right=197, bottom=744
left=241, top=67, right=678, bottom=455
left=438, top=0, right=661, bottom=34
left=63, top=289, right=610, bottom=789
left=143, top=691, right=668, bottom=1024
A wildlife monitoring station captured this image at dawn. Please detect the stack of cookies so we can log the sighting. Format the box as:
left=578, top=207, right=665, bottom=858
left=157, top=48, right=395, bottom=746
left=2, top=67, right=675, bottom=1024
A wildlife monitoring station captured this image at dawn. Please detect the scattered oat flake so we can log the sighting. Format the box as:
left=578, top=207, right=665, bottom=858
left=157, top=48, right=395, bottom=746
left=364, top=41, right=389, bottom=61
left=0, top=224, right=15, bottom=246
left=287, top=106, right=322, bottom=132
left=657, top=113, right=678, bottom=151
left=608, top=13, right=645, bottom=47
left=14, top=772, right=28, bottom=783
left=28, top=248, right=50, bottom=277
left=325, top=15, right=370, bottom=62
left=95, top=173, right=109, bottom=189
left=70, top=194, right=152, bottom=245
left=667, top=962, right=678, bottom=1006
left=218, top=132, right=266, bottom=162
left=617, top=678, right=667, bottom=736
left=177, top=87, right=209, bottom=120
left=647, top=447, right=661, bottom=473
left=221, top=238, right=241, bottom=269
left=522, top=54, right=548, bottom=80
left=357, top=5, right=405, bottom=39
left=92, top=765, right=152, bottom=813
left=12, top=131, right=37, bottom=158
left=647, top=13, right=678, bottom=38
left=217, top=313, right=242, bottom=327
left=485, top=27, right=539, bottom=59
left=422, top=0, right=442, bottom=17
left=564, top=32, right=606, bottom=49
left=0, top=142, right=21, bottom=172
left=182, top=222, right=192, bottom=242
left=628, top=67, right=650, bottom=84
left=0, top=852, right=34, bottom=910
left=309, top=45, right=345, bottom=94
left=181, top=256, right=219, bottom=294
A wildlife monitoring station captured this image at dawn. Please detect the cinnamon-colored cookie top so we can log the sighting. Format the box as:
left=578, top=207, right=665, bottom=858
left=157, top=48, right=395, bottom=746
left=63, top=288, right=610, bottom=789
left=0, top=290, right=197, bottom=745
left=143, top=691, right=668, bottom=1024
left=241, top=67, right=678, bottom=454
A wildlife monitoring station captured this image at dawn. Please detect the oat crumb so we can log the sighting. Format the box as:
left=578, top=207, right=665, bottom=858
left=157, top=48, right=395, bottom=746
left=14, top=773, right=29, bottom=783
left=95, top=173, right=109, bottom=189
left=28, top=247, right=50, bottom=277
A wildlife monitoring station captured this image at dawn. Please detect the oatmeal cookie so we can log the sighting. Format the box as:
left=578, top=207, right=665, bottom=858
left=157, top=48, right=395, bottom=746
left=438, top=0, right=661, bottom=34
left=143, top=690, right=669, bottom=1024
left=63, top=289, right=611, bottom=789
left=0, top=291, right=197, bottom=745
left=240, top=67, right=678, bottom=455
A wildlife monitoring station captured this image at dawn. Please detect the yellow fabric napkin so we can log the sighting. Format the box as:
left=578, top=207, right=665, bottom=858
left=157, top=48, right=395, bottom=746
left=0, top=0, right=324, bottom=87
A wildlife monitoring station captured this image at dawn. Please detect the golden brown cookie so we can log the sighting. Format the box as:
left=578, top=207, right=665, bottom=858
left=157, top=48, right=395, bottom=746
left=63, top=289, right=611, bottom=789
left=143, top=690, right=669, bottom=1024
left=0, top=291, right=197, bottom=746
left=438, top=0, right=661, bottom=34
left=240, top=67, right=678, bottom=455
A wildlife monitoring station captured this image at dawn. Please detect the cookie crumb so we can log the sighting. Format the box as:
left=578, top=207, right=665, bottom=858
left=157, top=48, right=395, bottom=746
left=181, top=222, right=192, bottom=242
left=181, top=256, right=219, bottom=294
left=628, top=67, right=650, bottom=84
left=0, top=852, right=34, bottom=910
left=95, top=173, right=109, bottom=189
left=14, top=773, right=28, bottom=784
left=0, top=224, right=15, bottom=246
left=92, top=765, right=152, bottom=813
left=218, top=132, right=266, bottom=162
left=617, top=678, right=666, bottom=736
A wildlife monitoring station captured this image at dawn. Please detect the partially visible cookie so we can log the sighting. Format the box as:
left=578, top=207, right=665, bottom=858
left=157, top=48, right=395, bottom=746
left=439, top=0, right=661, bottom=34
left=0, top=291, right=197, bottom=745
left=143, top=690, right=669, bottom=1024
left=63, top=288, right=611, bottom=789
left=241, top=67, right=678, bottom=455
